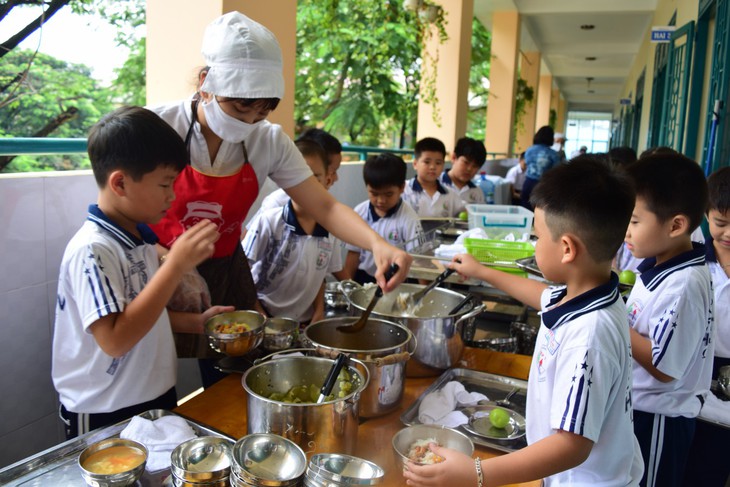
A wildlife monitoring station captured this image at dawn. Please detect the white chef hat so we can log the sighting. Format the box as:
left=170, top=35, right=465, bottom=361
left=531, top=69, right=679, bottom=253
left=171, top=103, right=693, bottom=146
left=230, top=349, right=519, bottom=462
left=199, top=11, right=284, bottom=99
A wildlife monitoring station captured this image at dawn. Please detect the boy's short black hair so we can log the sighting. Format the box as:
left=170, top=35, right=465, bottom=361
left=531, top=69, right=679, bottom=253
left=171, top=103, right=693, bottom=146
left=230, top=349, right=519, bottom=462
left=295, top=138, right=330, bottom=173
left=414, top=137, right=446, bottom=159
left=530, top=155, right=635, bottom=262
left=607, top=146, right=638, bottom=167
left=87, top=106, right=188, bottom=187
left=363, top=153, right=406, bottom=189
left=533, top=126, right=555, bottom=146
left=453, top=137, right=486, bottom=167
left=708, top=166, right=730, bottom=214
left=627, top=152, right=708, bottom=232
left=297, top=128, right=342, bottom=155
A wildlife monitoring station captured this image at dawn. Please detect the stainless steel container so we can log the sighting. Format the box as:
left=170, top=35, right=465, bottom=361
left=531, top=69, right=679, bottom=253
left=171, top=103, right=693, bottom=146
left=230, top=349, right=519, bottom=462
left=304, top=317, right=415, bottom=418
left=170, top=437, right=232, bottom=486
left=510, top=321, right=538, bottom=355
left=242, top=355, right=368, bottom=458
left=304, top=453, right=384, bottom=486
left=341, top=282, right=483, bottom=377
left=324, top=281, right=351, bottom=309
left=231, top=433, right=306, bottom=487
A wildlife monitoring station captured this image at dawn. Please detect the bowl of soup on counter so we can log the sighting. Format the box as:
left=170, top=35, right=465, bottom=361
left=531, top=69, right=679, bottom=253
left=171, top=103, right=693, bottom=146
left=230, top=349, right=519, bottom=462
left=78, top=438, right=147, bottom=486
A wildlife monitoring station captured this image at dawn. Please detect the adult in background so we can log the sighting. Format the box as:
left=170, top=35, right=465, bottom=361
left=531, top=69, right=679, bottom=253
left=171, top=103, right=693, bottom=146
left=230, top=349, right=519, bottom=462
left=551, top=131, right=567, bottom=161
left=520, top=126, right=561, bottom=210
left=148, top=12, right=411, bottom=386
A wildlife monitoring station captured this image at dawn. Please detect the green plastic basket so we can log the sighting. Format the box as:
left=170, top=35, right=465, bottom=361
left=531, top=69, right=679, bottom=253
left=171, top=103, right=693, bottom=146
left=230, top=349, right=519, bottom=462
left=463, top=238, right=535, bottom=275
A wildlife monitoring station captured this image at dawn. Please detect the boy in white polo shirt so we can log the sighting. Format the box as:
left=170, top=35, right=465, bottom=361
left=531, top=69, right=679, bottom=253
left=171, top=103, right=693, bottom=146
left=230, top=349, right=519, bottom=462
left=439, top=136, right=486, bottom=206
left=53, top=107, right=231, bottom=439
left=404, top=157, right=643, bottom=486
left=242, top=140, right=342, bottom=324
left=345, top=153, right=424, bottom=284
left=403, top=137, right=463, bottom=217
left=623, top=153, right=713, bottom=487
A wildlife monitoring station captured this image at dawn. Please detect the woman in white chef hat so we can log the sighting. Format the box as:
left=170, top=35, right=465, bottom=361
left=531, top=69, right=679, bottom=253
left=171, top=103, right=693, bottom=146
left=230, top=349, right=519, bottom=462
left=148, top=11, right=411, bottom=384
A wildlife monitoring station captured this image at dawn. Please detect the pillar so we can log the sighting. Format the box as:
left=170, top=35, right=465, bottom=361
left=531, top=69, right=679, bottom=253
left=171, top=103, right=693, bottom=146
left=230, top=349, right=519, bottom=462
left=515, top=51, right=540, bottom=154
left=416, top=0, right=474, bottom=152
left=146, top=0, right=297, bottom=137
left=556, top=95, right=568, bottom=134
left=484, top=11, right=520, bottom=157
left=535, top=74, right=552, bottom=130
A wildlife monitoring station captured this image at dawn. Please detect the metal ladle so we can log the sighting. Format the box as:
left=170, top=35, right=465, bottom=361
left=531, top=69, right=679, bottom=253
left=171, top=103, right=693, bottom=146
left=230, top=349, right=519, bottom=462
left=336, top=264, right=399, bottom=334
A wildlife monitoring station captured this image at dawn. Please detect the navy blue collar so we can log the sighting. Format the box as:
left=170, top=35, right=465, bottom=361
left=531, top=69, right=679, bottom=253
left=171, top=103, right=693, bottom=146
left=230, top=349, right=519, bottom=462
left=282, top=200, right=329, bottom=237
left=411, top=177, right=447, bottom=194
left=440, top=170, right=476, bottom=189
left=705, top=237, right=717, bottom=263
left=87, top=204, right=158, bottom=249
left=368, top=199, right=402, bottom=222
left=637, top=242, right=707, bottom=291
left=541, top=273, right=621, bottom=330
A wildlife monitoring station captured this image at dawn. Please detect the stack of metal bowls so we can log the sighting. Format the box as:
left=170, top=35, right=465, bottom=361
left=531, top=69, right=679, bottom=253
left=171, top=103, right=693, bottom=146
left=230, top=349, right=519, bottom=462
left=304, top=453, right=384, bottom=487
left=230, top=433, right=307, bottom=487
left=170, top=437, right=233, bottom=487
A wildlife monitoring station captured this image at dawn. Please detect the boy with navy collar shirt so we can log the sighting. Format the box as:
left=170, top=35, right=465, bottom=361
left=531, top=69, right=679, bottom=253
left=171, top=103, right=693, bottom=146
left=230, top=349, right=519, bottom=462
left=439, top=136, right=486, bottom=205
left=404, top=156, right=643, bottom=486
left=242, top=140, right=342, bottom=324
left=403, top=137, right=463, bottom=217
left=52, top=106, right=232, bottom=439
left=345, top=153, right=424, bottom=285
left=623, top=153, right=714, bottom=487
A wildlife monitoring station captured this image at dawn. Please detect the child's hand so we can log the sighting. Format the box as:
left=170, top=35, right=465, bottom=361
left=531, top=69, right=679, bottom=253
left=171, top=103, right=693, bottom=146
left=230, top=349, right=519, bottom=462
left=449, top=253, right=482, bottom=279
left=402, top=444, right=476, bottom=487
left=194, top=305, right=235, bottom=334
left=166, top=220, right=219, bottom=273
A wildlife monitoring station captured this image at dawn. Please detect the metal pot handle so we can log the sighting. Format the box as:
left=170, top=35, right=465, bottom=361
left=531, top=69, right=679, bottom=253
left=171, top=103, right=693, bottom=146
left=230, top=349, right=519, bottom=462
left=454, top=301, right=485, bottom=327
left=253, top=347, right=315, bottom=365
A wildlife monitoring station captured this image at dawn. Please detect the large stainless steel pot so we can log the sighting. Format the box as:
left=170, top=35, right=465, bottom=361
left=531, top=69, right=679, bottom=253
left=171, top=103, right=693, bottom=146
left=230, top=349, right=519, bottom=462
left=242, top=354, right=368, bottom=458
left=303, top=317, right=416, bottom=418
left=340, top=282, right=484, bottom=377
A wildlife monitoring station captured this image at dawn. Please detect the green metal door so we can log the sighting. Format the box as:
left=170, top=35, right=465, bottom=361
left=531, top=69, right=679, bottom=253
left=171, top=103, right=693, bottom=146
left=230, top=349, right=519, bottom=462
left=701, top=0, right=729, bottom=173
left=659, top=22, right=695, bottom=152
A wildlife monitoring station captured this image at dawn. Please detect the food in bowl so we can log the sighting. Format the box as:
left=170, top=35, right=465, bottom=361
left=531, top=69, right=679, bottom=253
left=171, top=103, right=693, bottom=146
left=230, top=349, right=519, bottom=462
left=407, top=438, right=445, bottom=465
left=392, top=424, right=473, bottom=467
left=82, top=445, right=146, bottom=474
left=214, top=322, right=253, bottom=334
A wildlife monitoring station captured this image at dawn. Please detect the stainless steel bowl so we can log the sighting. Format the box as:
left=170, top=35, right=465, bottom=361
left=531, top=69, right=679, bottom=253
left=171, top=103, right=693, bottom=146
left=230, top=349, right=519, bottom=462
left=204, top=310, right=265, bottom=357
left=324, top=281, right=350, bottom=309
left=305, top=453, right=384, bottom=486
left=263, top=317, right=299, bottom=352
left=231, top=433, right=306, bottom=486
left=392, top=424, right=474, bottom=467
left=78, top=438, right=147, bottom=487
left=170, top=437, right=233, bottom=483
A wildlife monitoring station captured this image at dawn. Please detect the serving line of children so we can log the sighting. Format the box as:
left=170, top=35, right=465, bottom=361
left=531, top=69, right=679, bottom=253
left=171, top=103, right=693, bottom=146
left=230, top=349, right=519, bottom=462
left=403, top=152, right=728, bottom=487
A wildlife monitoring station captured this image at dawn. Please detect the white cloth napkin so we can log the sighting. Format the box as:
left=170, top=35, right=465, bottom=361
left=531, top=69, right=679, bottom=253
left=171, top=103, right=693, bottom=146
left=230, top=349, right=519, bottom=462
left=120, top=415, right=197, bottom=472
left=418, top=381, right=488, bottom=427
left=699, top=393, right=730, bottom=425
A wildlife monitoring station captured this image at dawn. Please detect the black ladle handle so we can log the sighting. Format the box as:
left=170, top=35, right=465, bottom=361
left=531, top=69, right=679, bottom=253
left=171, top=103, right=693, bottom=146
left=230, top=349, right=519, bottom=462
left=317, top=353, right=349, bottom=403
left=449, top=294, right=473, bottom=315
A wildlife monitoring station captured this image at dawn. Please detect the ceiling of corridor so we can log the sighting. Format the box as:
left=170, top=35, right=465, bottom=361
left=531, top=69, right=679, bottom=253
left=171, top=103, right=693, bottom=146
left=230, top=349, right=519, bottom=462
left=473, top=0, right=659, bottom=113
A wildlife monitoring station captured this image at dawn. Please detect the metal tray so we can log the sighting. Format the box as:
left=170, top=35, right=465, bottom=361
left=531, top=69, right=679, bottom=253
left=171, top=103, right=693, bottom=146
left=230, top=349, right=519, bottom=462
left=0, top=409, right=235, bottom=486
left=400, top=368, right=528, bottom=453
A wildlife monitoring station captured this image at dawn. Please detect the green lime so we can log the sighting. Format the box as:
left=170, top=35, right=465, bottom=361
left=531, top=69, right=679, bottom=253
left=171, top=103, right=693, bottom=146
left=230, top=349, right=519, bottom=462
left=489, top=407, right=510, bottom=429
left=458, top=211, right=468, bottom=221
left=619, top=270, right=636, bottom=286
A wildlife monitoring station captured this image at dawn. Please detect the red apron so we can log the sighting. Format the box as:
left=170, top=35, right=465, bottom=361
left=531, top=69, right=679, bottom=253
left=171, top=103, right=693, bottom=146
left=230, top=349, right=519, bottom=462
left=151, top=162, right=258, bottom=258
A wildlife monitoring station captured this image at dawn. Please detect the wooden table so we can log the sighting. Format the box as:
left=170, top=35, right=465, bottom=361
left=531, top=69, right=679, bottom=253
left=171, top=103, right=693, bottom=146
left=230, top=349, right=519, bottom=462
left=175, top=348, right=540, bottom=487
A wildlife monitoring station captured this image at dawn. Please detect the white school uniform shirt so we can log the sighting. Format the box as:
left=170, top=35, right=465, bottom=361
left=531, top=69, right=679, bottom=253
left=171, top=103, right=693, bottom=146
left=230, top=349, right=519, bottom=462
left=345, top=199, right=424, bottom=277
left=242, top=201, right=343, bottom=322
left=402, top=178, right=463, bottom=218
left=626, top=243, right=714, bottom=417
left=258, top=188, right=289, bottom=212
left=528, top=275, right=644, bottom=486
left=706, top=238, right=730, bottom=358
left=150, top=98, right=312, bottom=188
left=439, top=171, right=484, bottom=205
left=52, top=205, right=177, bottom=413
left=504, top=164, right=527, bottom=191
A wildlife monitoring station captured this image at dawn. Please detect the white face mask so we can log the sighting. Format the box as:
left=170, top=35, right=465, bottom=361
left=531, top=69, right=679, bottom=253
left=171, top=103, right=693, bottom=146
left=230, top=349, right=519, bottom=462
left=202, top=96, right=263, bottom=143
